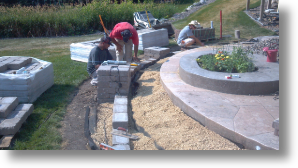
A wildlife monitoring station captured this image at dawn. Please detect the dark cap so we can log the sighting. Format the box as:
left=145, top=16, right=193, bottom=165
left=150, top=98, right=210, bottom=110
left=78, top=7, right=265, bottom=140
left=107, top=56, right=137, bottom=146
left=121, top=29, right=132, bottom=43
left=100, top=36, right=113, bottom=46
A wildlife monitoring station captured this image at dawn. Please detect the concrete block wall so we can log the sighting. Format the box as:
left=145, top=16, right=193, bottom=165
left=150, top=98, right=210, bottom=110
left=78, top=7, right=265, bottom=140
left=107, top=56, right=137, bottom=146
left=0, top=97, right=34, bottom=135
left=96, top=65, right=131, bottom=103
left=70, top=40, right=116, bottom=63
left=137, top=28, right=169, bottom=50
left=111, top=95, right=130, bottom=150
left=0, top=56, right=54, bottom=103
left=144, top=47, right=170, bottom=60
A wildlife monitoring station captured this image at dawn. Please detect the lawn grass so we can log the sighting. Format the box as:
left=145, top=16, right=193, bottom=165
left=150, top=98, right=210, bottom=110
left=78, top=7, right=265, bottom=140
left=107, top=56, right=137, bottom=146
left=172, top=0, right=276, bottom=41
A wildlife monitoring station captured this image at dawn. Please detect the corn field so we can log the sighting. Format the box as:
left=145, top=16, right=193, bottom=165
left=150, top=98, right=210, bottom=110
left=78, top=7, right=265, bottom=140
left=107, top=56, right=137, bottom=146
left=0, top=0, right=181, bottom=38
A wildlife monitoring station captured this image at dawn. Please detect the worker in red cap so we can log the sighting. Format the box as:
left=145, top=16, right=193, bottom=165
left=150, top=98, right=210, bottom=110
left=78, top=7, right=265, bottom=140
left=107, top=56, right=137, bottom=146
left=109, top=22, right=140, bottom=63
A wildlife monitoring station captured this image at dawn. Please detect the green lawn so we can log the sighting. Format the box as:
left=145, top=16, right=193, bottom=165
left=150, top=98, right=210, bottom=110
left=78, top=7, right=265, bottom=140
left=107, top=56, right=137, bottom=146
left=172, top=0, right=276, bottom=41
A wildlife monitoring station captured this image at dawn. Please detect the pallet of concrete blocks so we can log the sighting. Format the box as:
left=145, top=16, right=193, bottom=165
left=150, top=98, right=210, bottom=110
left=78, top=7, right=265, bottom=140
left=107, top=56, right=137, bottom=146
left=0, top=97, right=34, bottom=147
left=0, top=56, right=54, bottom=103
left=96, top=65, right=131, bottom=103
left=70, top=39, right=116, bottom=63
left=136, top=28, right=169, bottom=50
left=144, top=46, right=170, bottom=60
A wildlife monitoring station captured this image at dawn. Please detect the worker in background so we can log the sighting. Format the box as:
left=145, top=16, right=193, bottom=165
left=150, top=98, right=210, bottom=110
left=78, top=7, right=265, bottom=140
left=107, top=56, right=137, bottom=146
left=177, top=20, right=204, bottom=51
left=109, top=22, right=140, bottom=63
left=87, top=36, right=114, bottom=86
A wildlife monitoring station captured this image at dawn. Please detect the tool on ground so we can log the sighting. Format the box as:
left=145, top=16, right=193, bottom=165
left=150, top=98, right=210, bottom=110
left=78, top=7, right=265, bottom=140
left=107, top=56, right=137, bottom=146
left=111, top=127, right=139, bottom=140
left=99, top=143, right=117, bottom=150
left=145, top=8, right=152, bottom=28
left=130, top=63, right=139, bottom=66
left=99, top=15, right=109, bottom=35
left=101, top=60, right=127, bottom=66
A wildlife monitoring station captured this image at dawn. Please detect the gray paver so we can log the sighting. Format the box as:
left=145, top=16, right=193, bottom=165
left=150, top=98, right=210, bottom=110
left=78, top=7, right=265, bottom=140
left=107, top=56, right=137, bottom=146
left=112, top=113, right=128, bottom=129
left=0, top=97, right=19, bottom=118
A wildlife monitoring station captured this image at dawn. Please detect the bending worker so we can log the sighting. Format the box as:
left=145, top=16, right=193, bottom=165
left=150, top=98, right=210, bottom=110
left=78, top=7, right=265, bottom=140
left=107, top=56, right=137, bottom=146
left=109, top=22, right=140, bottom=63
left=177, top=20, right=204, bottom=50
left=87, top=36, right=114, bottom=86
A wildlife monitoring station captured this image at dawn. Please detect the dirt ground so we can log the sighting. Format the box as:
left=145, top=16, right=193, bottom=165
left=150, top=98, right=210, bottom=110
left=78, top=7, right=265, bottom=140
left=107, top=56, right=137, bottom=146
left=60, top=45, right=243, bottom=150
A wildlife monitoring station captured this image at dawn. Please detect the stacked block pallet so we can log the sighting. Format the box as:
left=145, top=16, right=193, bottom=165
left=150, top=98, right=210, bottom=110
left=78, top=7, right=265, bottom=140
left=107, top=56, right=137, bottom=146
left=70, top=40, right=116, bottom=63
left=174, top=27, right=216, bottom=42
left=137, top=28, right=169, bottom=50
left=0, top=97, right=34, bottom=148
left=0, top=56, right=54, bottom=103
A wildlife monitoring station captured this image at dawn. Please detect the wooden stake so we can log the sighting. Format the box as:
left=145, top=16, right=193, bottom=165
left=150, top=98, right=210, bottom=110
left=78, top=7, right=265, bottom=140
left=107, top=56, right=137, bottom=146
left=246, top=0, right=250, bottom=11
left=260, top=0, right=265, bottom=21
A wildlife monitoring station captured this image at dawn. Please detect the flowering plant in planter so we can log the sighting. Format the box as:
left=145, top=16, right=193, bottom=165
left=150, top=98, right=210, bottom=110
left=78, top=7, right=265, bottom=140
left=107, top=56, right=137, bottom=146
left=196, top=46, right=255, bottom=73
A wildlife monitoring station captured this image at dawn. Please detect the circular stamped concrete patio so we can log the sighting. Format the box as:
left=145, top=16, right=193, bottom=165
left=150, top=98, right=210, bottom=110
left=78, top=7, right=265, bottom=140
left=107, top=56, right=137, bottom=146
left=160, top=46, right=279, bottom=150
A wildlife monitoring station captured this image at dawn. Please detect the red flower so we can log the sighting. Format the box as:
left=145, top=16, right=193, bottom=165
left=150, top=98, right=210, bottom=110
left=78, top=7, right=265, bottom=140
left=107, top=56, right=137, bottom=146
left=221, top=58, right=225, bottom=60
left=218, top=51, right=222, bottom=53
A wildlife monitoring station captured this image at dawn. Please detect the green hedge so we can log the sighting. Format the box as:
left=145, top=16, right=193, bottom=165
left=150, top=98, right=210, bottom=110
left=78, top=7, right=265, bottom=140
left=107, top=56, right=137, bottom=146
left=0, top=0, right=180, bottom=38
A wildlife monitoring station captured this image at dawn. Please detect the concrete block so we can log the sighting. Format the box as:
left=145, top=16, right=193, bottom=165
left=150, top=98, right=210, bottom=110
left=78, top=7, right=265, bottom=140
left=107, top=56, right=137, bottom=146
left=0, top=105, right=33, bottom=135
left=113, top=104, right=128, bottom=113
left=97, top=92, right=111, bottom=99
left=112, top=134, right=129, bottom=145
left=97, top=65, right=131, bottom=77
left=7, top=60, right=27, bottom=70
left=114, top=95, right=128, bottom=105
left=26, top=63, right=42, bottom=71
left=118, top=88, right=130, bottom=96
left=0, top=97, right=19, bottom=118
left=112, top=113, right=128, bottom=129
left=97, top=87, right=116, bottom=94
left=0, top=63, right=7, bottom=72
left=113, top=144, right=130, bottom=150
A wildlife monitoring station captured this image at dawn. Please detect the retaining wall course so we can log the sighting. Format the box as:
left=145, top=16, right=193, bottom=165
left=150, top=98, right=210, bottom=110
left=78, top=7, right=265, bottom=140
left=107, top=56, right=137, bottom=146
left=97, top=64, right=131, bottom=103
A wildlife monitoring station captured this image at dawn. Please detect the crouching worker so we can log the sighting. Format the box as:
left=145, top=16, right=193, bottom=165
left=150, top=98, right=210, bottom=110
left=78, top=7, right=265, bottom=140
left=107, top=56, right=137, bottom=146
left=177, top=20, right=204, bottom=51
left=87, top=36, right=114, bottom=86
left=109, top=22, right=140, bottom=63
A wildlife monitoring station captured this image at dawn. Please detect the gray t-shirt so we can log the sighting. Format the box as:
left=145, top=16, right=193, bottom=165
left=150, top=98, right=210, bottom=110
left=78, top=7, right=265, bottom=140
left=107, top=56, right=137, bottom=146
left=177, top=26, right=194, bottom=44
left=87, top=46, right=113, bottom=75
